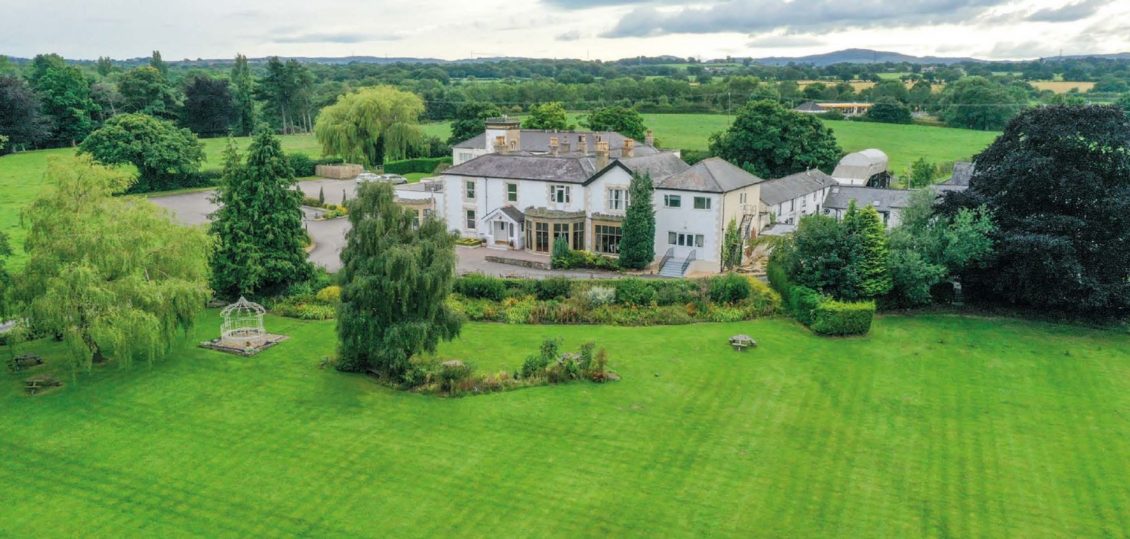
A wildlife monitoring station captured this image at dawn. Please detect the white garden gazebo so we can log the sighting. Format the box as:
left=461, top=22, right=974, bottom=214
left=219, top=296, right=267, bottom=349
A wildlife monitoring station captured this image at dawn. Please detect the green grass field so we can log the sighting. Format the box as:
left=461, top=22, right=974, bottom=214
left=2, top=314, right=1128, bottom=536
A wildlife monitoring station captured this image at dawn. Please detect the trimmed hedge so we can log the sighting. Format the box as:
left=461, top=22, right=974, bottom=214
left=288, top=154, right=340, bottom=177
left=768, top=257, right=873, bottom=336
left=810, top=300, right=876, bottom=336
left=383, top=157, right=452, bottom=175
left=789, top=286, right=824, bottom=326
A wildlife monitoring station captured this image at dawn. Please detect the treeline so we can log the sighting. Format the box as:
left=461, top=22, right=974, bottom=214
left=4, top=51, right=1130, bottom=154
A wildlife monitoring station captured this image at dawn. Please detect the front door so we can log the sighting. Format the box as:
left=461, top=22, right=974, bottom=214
left=668, top=231, right=703, bottom=258
left=494, top=221, right=509, bottom=244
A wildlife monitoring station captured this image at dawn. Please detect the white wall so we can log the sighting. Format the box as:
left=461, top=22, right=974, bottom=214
left=654, top=190, right=721, bottom=264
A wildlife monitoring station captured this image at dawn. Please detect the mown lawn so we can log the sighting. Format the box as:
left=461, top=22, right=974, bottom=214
left=2, top=314, right=1128, bottom=537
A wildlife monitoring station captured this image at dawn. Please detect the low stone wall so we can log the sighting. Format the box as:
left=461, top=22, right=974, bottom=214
left=315, top=164, right=363, bottom=179
left=485, top=255, right=551, bottom=271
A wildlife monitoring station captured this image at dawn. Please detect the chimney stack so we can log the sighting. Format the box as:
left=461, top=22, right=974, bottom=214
left=644, top=130, right=654, bottom=147
left=508, top=139, right=518, bottom=153
left=595, top=141, right=610, bottom=169
left=549, top=136, right=559, bottom=157
left=507, top=127, right=521, bottom=151
left=560, top=140, right=571, bottom=154
left=578, top=134, right=587, bottom=153
left=623, top=138, right=635, bottom=158
left=494, top=135, right=507, bottom=154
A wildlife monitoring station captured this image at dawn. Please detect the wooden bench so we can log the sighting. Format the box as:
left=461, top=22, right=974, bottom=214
left=729, top=335, right=757, bottom=352
left=8, top=353, right=44, bottom=372
left=25, top=375, right=62, bottom=395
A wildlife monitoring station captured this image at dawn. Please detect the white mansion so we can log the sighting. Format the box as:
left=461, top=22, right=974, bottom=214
left=395, top=118, right=904, bottom=275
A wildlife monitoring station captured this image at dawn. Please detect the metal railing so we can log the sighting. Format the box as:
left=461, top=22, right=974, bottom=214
left=680, top=249, right=696, bottom=276
left=658, top=247, right=674, bottom=274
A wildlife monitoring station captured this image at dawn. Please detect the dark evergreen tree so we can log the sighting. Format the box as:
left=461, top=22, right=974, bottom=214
left=864, top=98, right=913, bottom=124
left=336, top=181, right=461, bottom=379
left=962, top=105, right=1130, bottom=316
left=210, top=130, right=313, bottom=298
left=0, top=75, right=50, bottom=153
left=182, top=75, right=236, bottom=136
left=618, top=172, right=655, bottom=269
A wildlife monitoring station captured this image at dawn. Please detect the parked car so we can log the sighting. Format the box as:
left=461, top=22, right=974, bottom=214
left=357, top=172, right=407, bottom=184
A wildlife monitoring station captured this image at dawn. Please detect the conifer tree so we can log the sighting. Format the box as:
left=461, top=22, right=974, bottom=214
left=210, top=130, right=312, bottom=298
left=722, top=218, right=742, bottom=271
left=842, top=201, right=892, bottom=300
left=336, top=182, right=461, bottom=379
left=618, top=172, right=655, bottom=269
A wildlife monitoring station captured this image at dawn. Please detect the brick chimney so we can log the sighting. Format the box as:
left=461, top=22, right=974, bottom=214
left=560, top=140, right=571, bottom=154
left=595, top=141, right=610, bottom=169
left=494, top=135, right=507, bottom=154
left=644, top=130, right=654, bottom=147
left=623, top=138, right=635, bottom=158
left=549, top=136, right=559, bottom=157
left=578, top=134, right=587, bottom=153
left=507, top=127, right=521, bottom=151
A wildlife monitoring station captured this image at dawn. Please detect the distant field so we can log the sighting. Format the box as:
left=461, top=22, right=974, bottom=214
left=0, top=116, right=996, bottom=267
left=1031, top=81, right=1095, bottom=93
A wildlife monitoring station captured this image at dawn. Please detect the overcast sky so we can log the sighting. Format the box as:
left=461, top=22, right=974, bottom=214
left=1, top=0, right=1127, bottom=61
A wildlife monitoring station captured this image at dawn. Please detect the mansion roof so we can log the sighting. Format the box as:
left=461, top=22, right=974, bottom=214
left=454, top=129, right=660, bottom=157
left=656, top=158, right=763, bottom=193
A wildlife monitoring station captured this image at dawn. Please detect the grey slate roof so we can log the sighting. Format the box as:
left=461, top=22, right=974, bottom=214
left=443, top=153, right=599, bottom=183
left=945, top=161, right=974, bottom=186
left=823, top=186, right=913, bottom=212
left=758, top=169, right=837, bottom=206
left=618, top=152, right=690, bottom=181
left=794, top=101, right=826, bottom=113
left=656, top=157, right=763, bottom=193
left=454, top=129, right=660, bottom=157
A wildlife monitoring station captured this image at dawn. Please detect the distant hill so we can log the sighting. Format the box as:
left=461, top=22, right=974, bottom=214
left=749, top=48, right=981, bottom=66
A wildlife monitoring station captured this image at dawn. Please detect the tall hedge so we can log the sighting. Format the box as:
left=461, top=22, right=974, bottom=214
left=810, top=300, right=875, bottom=336
left=383, top=157, right=451, bottom=175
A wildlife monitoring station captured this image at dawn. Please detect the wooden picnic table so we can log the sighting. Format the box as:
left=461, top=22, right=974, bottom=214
left=8, top=353, right=44, bottom=372
left=25, top=375, right=61, bottom=395
left=729, top=335, right=757, bottom=352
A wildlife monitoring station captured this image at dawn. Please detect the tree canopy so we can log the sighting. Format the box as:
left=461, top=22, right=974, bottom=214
left=78, top=113, right=204, bottom=192
left=17, top=156, right=212, bottom=371
left=524, top=102, right=570, bottom=130
left=118, top=66, right=180, bottom=120
left=961, top=104, right=1130, bottom=316
left=448, top=102, right=502, bottom=145
left=937, top=76, right=1025, bottom=131
left=0, top=74, right=49, bottom=153
left=29, top=53, right=99, bottom=146
left=210, top=130, right=313, bottom=298
left=864, top=98, right=913, bottom=124
left=582, top=106, right=648, bottom=141
left=181, top=74, right=236, bottom=136
left=314, top=85, right=426, bottom=167
left=618, top=172, right=656, bottom=269
left=336, top=181, right=461, bottom=379
left=708, top=100, right=842, bottom=178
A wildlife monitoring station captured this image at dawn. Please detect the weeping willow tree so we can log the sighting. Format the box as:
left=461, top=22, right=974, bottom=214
left=18, top=156, right=213, bottom=372
left=314, top=86, right=426, bottom=167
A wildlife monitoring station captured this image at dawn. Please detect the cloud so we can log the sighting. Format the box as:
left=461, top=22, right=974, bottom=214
left=602, top=0, right=1010, bottom=37
left=271, top=31, right=402, bottom=44
left=556, top=30, right=583, bottom=41
left=1027, top=0, right=1104, bottom=22
left=747, top=34, right=825, bottom=48
left=540, top=0, right=653, bottom=8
